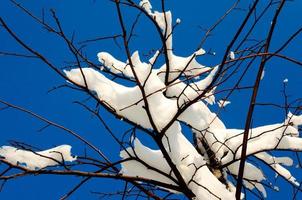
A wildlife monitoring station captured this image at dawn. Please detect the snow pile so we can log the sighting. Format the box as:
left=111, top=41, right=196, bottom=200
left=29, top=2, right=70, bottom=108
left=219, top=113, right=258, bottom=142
left=229, top=51, right=235, bottom=60
left=218, top=99, right=231, bottom=108
left=0, top=145, right=76, bottom=170
left=120, top=123, right=235, bottom=199
left=64, top=0, right=302, bottom=199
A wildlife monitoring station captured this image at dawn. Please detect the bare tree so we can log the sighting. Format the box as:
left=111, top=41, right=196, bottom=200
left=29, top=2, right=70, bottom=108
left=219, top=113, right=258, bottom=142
left=1, top=0, right=302, bottom=199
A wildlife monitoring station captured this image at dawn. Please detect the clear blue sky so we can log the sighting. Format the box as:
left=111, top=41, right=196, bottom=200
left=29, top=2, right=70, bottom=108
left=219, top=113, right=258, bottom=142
left=1, top=0, right=302, bottom=199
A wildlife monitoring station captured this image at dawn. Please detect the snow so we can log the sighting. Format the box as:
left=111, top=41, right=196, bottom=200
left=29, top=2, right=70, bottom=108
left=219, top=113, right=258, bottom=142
left=220, top=117, right=302, bottom=164
left=274, top=186, right=279, bottom=191
left=66, top=54, right=234, bottom=200
left=63, top=0, right=302, bottom=198
left=98, top=52, right=134, bottom=78
left=0, top=145, right=76, bottom=170
left=203, top=86, right=217, bottom=105
left=162, top=66, right=218, bottom=105
left=195, top=48, right=206, bottom=56
left=261, top=69, right=265, bottom=80
left=256, top=152, right=298, bottom=186
left=121, top=123, right=235, bottom=199
left=120, top=138, right=175, bottom=187
left=157, top=53, right=212, bottom=82
left=139, top=0, right=152, bottom=15
left=229, top=51, right=235, bottom=59
left=218, top=99, right=231, bottom=108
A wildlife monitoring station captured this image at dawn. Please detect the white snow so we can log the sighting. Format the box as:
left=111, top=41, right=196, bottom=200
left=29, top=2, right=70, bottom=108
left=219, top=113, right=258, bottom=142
left=218, top=99, right=231, bottom=108
left=121, top=123, right=235, bottom=199
left=195, top=48, right=206, bottom=56
left=139, top=0, right=152, bottom=15
left=229, top=51, right=235, bottom=59
left=0, top=145, right=76, bottom=170
left=261, top=69, right=265, bottom=80
left=63, top=0, right=302, bottom=199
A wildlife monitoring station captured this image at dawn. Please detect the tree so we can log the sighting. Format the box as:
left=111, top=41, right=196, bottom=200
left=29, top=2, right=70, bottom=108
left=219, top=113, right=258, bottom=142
left=1, top=0, right=302, bottom=199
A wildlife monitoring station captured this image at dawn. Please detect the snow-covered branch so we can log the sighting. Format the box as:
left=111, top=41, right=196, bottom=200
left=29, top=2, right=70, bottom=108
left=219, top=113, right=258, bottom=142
left=1, top=0, right=302, bottom=199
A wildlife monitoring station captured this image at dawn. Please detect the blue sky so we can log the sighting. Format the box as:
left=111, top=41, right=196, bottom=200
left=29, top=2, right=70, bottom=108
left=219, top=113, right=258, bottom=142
left=1, top=0, right=302, bottom=199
